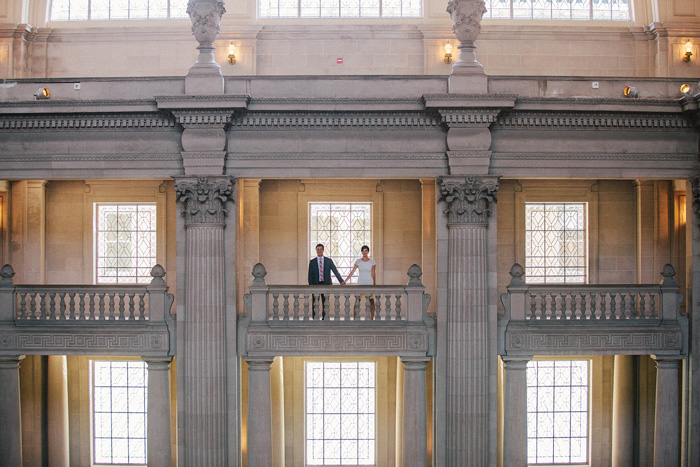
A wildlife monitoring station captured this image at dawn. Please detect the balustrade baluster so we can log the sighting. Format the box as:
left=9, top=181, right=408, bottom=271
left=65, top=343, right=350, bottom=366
left=139, top=294, right=146, bottom=320
left=49, top=293, right=56, bottom=319
left=98, top=294, right=105, bottom=320
left=19, top=293, right=27, bottom=319
left=272, top=293, right=279, bottom=320
left=30, top=293, right=37, bottom=319
left=343, top=295, right=350, bottom=320
left=591, top=293, right=598, bottom=319
left=375, top=294, right=382, bottom=320
left=621, top=294, right=628, bottom=319
left=330, top=293, right=337, bottom=321
left=544, top=294, right=551, bottom=320
left=384, top=295, right=391, bottom=320
left=128, top=292, right=136, bottom=319
left=365, top=295, right=371, bottom=321
left=79, top=293, right=86, bottom=319
left=59, top=293, right=66, bottom=320
left=529, top=293, right=536, bottom=319
left=303, top=294, right=309, bottom=320
left=118, top=293, right=125, bottom=320
left=610, top=293, right=617, bottom=319
left=640, top=293, right=646, bottom=319
left=559, top=293, right=566, bottom=319
left=69, top=293, right=76, bottom=319
left=578, top=293, right=585, bottom=319
left=650, top=294, right=656, bottom=319
left=39, top=293, right=47, bottom=319
left=395, top=294, right=402, bottom=320
left=293, top=294, right=300, bottom=321
left=283, top=294, right=290, bottom=320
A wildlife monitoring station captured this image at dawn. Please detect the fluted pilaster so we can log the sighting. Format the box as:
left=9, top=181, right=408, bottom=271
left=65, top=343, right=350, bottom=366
left=502, top=357, right=530, bottom=467
left=439, top=175, right=498, bottom=465
left=0, top=356, right=24, bottom=466
left=653, top=356, right=681, bottom=467
left=144, top=357, right=173, bottom=467
left=401, top=357, right=430, bottom=467
left=246, top=357, right=274, bottom=467
left=175, top=176, right=233, bottom=466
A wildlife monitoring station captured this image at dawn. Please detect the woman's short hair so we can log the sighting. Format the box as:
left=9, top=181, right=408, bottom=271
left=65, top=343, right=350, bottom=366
left=361, top=245, right=370, bottom=252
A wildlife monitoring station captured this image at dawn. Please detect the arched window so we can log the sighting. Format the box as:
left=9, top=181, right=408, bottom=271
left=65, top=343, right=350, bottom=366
left=485, top=0, right=630, bottom=20
left=49, top=0, right=189, bottom=21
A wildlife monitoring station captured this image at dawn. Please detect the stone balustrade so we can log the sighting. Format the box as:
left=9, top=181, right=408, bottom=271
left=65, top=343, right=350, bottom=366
left=498, top=263, right=688, bottom=357
left=239, top=263, right=434, bottom=357
left=0, top=264, right=175, bottom=357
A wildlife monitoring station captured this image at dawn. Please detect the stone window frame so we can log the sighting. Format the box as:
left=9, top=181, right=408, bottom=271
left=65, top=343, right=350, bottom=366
left=296, top=180, right=384, bottom=286
left=514, top=181, right=599, bottom=284
left=83, top=181, right=167, bottom=285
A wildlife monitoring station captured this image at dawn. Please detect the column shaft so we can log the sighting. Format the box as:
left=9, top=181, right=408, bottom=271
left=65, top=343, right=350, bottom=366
left=144, top=358, right=173, bottom=467
left=184, top=224, right=227, bottom=465
left=447, top=223, right=489, bottom=464
left=654, top=357, right=681, bottom=467
left=47, top=355, right=69, bottom=467
left=612, top=355, right=636, bottom=467
left=246, top=358, right=273, bottom=466
left=502, top=358, right=530, bottom=467
left=0, top=356, right=24, bottom=466
left=401, top=357, right=429, bottom=467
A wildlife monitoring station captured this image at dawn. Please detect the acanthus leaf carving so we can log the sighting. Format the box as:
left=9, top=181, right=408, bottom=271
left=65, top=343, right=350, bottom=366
left=175, top=176, right=234, bottom=225
left=187, top=0, right=226, bottom=47
left=439, top=176, right=498, bottom=224
left=446, top=0, right=486, bottom=45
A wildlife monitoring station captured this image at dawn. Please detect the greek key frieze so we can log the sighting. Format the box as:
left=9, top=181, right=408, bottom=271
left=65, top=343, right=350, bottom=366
left=505, top=330, right=683, bottom=354
left=246, top=330, right=429, bottom=354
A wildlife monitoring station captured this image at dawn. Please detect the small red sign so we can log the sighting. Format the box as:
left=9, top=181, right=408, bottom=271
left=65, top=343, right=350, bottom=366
left=337, top=58, right=343, bottom=64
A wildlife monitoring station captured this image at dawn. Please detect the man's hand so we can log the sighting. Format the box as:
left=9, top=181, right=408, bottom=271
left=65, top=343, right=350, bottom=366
left=341, top=281, right=346, bottom=285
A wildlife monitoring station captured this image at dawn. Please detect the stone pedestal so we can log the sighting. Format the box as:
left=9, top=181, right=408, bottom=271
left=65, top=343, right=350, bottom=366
left=144, top=357, right=173, bottom=467
left=0, top=356, right=24, bottom=466
left=401, top=357, right=430, bottom=466
left=653, top=356, right=681, bottom=467
left=47, top=355, right=69, bottom=467
left=502, top=357, right=530, bottom=467
left=175, top=176, right=234, bottom=465
left=439, top=176, right=498, bottom=465
left=246, top=357, right=274, bottom=467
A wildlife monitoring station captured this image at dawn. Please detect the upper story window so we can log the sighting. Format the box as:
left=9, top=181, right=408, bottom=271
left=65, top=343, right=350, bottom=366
left=484, top=0, right=630, bottom=20
left=309, top=203, right=371, bottom=284
left=92, top=360, right=148, bottom=465
left=260, top=0, right=420, bottom=18
left=94, top=203, right=157, bottom=284
left=525, top=203, right=587, bottom=284
left=527, top=360, right=590, bottom=465
left=306, top=361, right=376, bottom=465
left=50, top=0, right=189, bottom=21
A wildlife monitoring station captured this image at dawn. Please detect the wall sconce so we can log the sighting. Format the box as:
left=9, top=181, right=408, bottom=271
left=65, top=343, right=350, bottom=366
left=623, top=85, right=639, bottom=98
left=680, top=83, right=692, bottom=94
left=34, top=87, right=50, bottom=99
left=227, top=42, right=236, bottom=65
left=683, top=40, right=693, bottom=62
left=444, top=42, right=453, bottom=64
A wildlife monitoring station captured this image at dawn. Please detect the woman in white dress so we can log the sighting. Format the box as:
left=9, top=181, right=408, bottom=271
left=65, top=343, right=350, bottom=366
left=344, top=245, right=377, bottom=319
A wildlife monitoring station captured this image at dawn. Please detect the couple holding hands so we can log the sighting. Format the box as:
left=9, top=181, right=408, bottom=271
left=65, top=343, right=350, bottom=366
left=307, top=243, right=376, bottom=319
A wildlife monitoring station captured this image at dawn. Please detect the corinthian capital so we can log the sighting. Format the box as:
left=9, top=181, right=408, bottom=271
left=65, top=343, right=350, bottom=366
left=175, top=176, right=234, bottom=225
left=439, top=176, right=498, bottom=224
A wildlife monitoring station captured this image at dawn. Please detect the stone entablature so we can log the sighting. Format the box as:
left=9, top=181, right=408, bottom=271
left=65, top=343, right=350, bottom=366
left=498, top=264, right=688, bottom=357
left=0, top=265, right=176, bottom=357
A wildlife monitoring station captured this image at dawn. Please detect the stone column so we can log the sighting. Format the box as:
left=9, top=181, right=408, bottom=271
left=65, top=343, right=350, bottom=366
left=246, top=357, right=274, bottom=467
left=175, top=176, right=234, bottom=466
left=47, top=355, right=69, bottom=467
left=611, top=356, right=636, bottom=467
left=439, top=175, right=498, bottom=465
left=502, top=357, right=530, bottom=467
left=143, top=357, right=173, bottom=467
left=0, top=356, right=24, bottom=466
left=401, top=357, right=430, bottom=467
left=653, top=356, right=681, bottom=467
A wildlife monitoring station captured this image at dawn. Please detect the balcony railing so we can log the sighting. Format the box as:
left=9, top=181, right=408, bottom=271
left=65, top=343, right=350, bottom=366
left=0, top=264, right=175, bottom=357
left=239, top=263, right=435, bottom=357
left=498, top=263, right=688, bottom=357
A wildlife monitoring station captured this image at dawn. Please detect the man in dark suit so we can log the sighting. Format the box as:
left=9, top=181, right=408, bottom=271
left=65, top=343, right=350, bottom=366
left=308, top=243, right=345, bottom=319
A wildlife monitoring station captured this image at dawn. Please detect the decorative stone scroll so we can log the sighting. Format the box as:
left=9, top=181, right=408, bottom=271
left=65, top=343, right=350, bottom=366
left=439, top=176, right=498, bottom=224
left=174, top=176, right=234, bottom=225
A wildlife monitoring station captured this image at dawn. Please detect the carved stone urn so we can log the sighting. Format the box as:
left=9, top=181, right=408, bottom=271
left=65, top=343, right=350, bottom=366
left=446, top=0, right=487, bottom=73
left=185, top=0, right=226, bottom=94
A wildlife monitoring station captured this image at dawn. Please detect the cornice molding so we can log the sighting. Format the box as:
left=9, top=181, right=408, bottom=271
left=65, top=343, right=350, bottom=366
left=230, top=112, right=442, bottom=129
left=0, top=153, right=181, bottom=162
left=438, top=108, right=501, bottom=127
left=493, top=112, right=690, bottom=130
left=171, top=110, right=234, bottom=127
left=0, top=99, right=156, bottom=108
left=492, top=152, right=696, bottom=161
left=228, top=152, right=446, bottom=160
left=516, top=96, right=680, bottom=106
left=0, top=113, right=177, bottom=131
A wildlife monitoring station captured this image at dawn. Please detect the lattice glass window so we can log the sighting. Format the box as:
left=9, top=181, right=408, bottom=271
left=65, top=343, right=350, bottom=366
left=260, top=0, right=420, bottom=18
left=49, top=0, right=189, bottom=21
left=525, top=203, right=586, bottom=284
left=484, top=0, right=630, bottom=20
left=527, top=360, right=589, bottom=465
left=95, top=203, right=157, bottom=284
left=306, top=362, right=376, bottom=465
left=92, top=361, right=148, bottom=465
left=309, top=203, right=371, bottom=284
